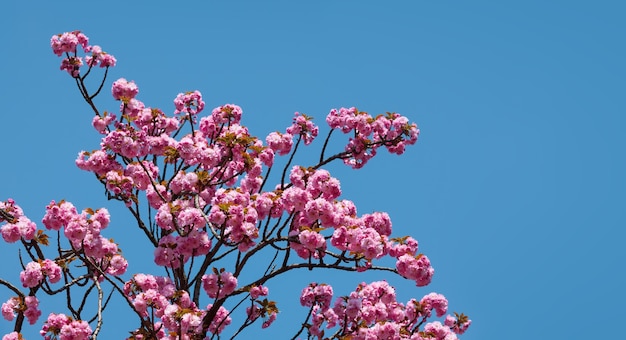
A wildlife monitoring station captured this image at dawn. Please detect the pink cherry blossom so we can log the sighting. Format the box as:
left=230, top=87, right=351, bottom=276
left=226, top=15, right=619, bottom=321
left=20, top=262, right=44, bottom=288
left=249, top=285, right=269, bottom=300
left=75, top=150, right=123, bottom=176
left=42, top=200, right=77, bottom=231
left=111, top=78, right=139, bottom=102
left=106, top=254, right=128, bottom=276
left=0, top=208, right=36, bottom=243
left=1, top=297, right=19, bottom=321
left=300, top=283, right=334, bottom=310
left=202, top=271, right=238, bottom=299
left=23, top=296, right=41, bottom=325
left=91, top=113, right=116, bottom=134
left=420, top=293, right=448, bottom=318
left=265, top=131, right=294, bottom=156
left=0, top=223, right=20, bottom=243
left=41, top=259, right=62, bottom=284
left=445, top=314, right=472, bottom=335
left=206, top=304, right=232, bottom=335
left=396, top=254, right=434, bottom=287
left=1, top=332, right=20, bottom=340
left=286, top=112, right=318, bottom=145
left=50, top=31, right=88, bottom=56
left=174, top=91, right=205, bottom=117
left=84, top=45, right=117, bottom=68
left=58, top=319, right=92, bottom=340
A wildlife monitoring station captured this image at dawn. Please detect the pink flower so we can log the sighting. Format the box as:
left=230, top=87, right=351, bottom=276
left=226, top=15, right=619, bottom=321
left=1, top=214, right=36, bottom=243
left=102, top=125, right=150, bottom=158
left=201, top=271, right=238, bottom=299
left=91, top=207, right=110, bottom=230
left=23, top=296, right=41, bottom=325
left=396, top=254, right=434, bottom=287
left=262, top=312, right=277, bottom=329
left=307, top=170, right=341, bottom=200
left=59, top=56, right=83, bottom=77
left=300, top=283, right=334, bottom=309
left=106, top=255, right=128, bottom=276
left=206, top=304, right=231, bottom=334
left=1, top=332, right=20, bottom=340
left=286, top=112, right=318, bottom=145
left=388, top=236, right=418, bottom=258
left=265, top=132, right=293, bottom=156
left=91, top=113, right=115, bottom=134
left=41, top=259, right=62, bottom=284
left=0, top=223, right=20, bottom=243
left=361, top=212, right=392, bottom=236
left=1, top=297, right=19, bottom=321
left=111, top=78, right=139, bottom=102
left=20, top=262, right=44, bottom=288
left=249, top=285, right=269, bottom=300
left=146, top=183, right=171, bottom=209
left=124, top=161, right=158, bottom=191
left=154, top=235, right=184, bottom=268
left=174, top=91, right=205, bottom=117
left=170, top=170, right=198, bottom=194
left=84, top=45, right=117, bottom=68
left=41, top=313, right=70, bottom=337
left=445, top=314, right=472, bottom=335
left=50, top=31, right=89, bottom=56
left=64, top=215, right=88, bottom=246
left=297, top=230, right=326, bottom=252
left=176, top=230, right=212, bottom=257
left=208, top=104, right=243, bottom=126
left=59, top=320, right=92, bottom=340
left=422, top=321, right=458, bottom=340
left=75, top=150, right=123, bottom=176
left=420, top=293, right=448, bottom=318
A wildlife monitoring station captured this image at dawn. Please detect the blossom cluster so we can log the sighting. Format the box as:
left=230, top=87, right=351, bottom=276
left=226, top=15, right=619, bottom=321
left=245, top=285, right=277, bottom=328
left=327, top=107, right=420, bottom=168
left=123, top=274, right=233, bottom=338
left=42, top=201, right=128, bottom=277
left=300, top=281, right=471, bottom=339
left=19, top=260, right=61, bottom=288
left=40, top=313, right=92, bottom=340
left=50, top=30, right=116, bottom=77
left=1, top=296, right=41, bottom=325
left=0, top=200, right=36, bottom=243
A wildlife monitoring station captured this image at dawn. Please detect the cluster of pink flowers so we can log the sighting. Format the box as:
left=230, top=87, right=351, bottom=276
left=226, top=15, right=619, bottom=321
left=327, top=107, right=420, bottom=168
left=265, top=131, right=293, bottom=156
left=445, top=313, right=472, bottom=335
left=111, top=78, right=139, bottom=102
left=123, top=274, right=233, bottom=338
left=51, top=31, right=115, bottom=77
left=1, top=332, right=21, bottom=340
left=0, top=202, right=36, bottom=243
left=84, top=45, right=116, bottom=68
left=42, top=201, right=128, bottom=277
left=300, top=281, right=469, bottom=339
left=174, top=90, right=205, bottom=117
left=244, top=285, right=277, bottom=329
left=201, top=270, right=238, bottom=299
left=19, top=260, right=61, bottom=288
left=286, top=112, right=319, bottom=145
left=40, top=313, right=92, bottom=340
left=2, top=296, right=41, bottom=325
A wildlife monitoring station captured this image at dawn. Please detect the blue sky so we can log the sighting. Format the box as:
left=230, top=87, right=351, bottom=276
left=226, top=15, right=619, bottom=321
left=1, top=1, right=625, bottom=339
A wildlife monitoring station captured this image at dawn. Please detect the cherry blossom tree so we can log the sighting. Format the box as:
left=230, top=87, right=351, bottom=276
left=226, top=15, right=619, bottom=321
left=0, top=30, right=470, bottom=340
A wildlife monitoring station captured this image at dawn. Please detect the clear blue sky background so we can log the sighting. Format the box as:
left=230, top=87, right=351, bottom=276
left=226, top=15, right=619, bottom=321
left=1, top=1, right=625, bottom=339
